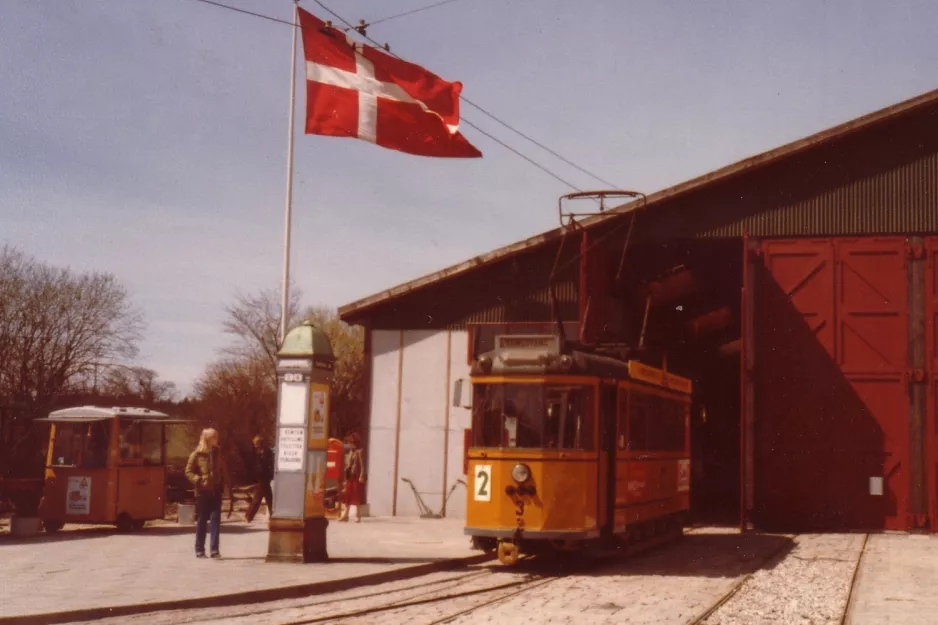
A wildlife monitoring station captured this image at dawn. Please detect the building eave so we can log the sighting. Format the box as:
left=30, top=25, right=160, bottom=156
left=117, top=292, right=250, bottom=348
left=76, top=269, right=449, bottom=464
left=339, top=86, right=938, bottom=324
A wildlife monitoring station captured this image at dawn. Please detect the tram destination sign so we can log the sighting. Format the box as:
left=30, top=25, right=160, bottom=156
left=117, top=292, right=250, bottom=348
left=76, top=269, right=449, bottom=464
left=495, top=335, right=561, bottom=353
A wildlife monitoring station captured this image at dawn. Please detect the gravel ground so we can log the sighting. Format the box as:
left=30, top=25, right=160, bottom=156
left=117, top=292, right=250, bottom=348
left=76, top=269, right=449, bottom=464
left=703, top=533, right=866, bottom=625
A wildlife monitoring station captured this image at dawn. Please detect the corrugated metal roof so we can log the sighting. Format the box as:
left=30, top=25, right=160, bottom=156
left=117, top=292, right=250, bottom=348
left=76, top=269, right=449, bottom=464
left=340, top=87, right=938, bottom=322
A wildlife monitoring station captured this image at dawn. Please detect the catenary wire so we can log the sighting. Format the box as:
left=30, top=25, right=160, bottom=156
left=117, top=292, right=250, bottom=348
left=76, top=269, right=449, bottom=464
left=186, top=0, right=610, bottom=192
left=368, top=0, right=469, bottom=27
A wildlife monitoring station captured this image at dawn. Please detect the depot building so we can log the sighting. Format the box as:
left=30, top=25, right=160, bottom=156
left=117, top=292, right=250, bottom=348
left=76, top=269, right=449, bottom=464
left=339, top=87, right=938, bottom=532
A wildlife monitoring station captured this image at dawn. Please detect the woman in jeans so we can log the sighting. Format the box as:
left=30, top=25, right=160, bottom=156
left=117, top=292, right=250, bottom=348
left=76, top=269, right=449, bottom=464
left=185, top=428, right=230, bottom=558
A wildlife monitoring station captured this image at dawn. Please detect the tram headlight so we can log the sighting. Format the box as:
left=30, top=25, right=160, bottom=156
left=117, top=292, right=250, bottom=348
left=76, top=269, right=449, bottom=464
left=511, top=463, right=531, bottom=484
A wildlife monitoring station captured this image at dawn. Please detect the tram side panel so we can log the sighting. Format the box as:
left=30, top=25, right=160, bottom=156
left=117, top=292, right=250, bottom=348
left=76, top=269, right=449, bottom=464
left=613, top=384, right=691, bottom=532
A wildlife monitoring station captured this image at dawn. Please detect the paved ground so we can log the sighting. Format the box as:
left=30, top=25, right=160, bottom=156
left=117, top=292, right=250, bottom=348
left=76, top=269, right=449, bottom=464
left=0, top=513, right=475, bottom=622
left=847, top=533, right=938, bottom=625
left=6, top=518, right=938, bottom=625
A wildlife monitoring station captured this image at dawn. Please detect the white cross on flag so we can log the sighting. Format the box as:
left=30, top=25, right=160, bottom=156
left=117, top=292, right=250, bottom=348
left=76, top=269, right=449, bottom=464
left=298, top=8, right=481, bottom=158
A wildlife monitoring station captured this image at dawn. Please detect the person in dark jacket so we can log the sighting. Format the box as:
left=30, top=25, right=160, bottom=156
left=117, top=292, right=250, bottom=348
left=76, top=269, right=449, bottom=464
left=244, top=435, right=274, bottom=523
left=185, top=428, right=230, bottom=558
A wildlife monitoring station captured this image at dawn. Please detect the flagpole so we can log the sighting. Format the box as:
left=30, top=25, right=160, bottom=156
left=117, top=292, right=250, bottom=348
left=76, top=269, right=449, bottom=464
left=279, top=0, right=299, bottom=344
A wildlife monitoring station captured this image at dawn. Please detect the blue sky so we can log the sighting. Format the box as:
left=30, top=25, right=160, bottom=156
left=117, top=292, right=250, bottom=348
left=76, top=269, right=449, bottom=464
left=2, top=0, right=937, bottom=395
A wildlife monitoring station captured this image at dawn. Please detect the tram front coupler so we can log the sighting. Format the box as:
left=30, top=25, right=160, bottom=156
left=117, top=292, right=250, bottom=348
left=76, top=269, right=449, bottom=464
left=497, top=539, right=520, bottom=566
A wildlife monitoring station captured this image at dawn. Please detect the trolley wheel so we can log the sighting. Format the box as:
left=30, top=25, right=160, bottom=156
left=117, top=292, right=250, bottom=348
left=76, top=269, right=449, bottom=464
left=115, top=513, right=135, bottom=533
left=497, top=541, right=520, bottom=566
left=131, top=519, right=146, bottom=531
left=42, top=519, right=64, bottom=534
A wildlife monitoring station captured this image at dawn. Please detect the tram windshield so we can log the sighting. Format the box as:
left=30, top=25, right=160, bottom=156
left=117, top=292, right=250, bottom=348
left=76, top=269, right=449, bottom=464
left=472, top=383, right=594, bottom=450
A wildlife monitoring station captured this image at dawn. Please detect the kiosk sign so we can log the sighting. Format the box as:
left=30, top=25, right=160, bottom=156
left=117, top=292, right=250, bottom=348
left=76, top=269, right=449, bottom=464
left=278, top=428, right=305, bottom=472
left=66, top=476, right=91, bottom=515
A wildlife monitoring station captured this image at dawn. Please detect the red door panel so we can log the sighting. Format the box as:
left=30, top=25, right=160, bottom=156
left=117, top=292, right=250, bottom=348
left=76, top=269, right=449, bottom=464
left=925, top=238, right=938, bottom=528
left=757, top=237, right=910, bottom=531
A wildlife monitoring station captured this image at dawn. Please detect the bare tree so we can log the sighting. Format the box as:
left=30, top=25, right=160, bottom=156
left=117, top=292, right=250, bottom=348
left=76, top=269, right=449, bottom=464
left=0, top=246, right=145, bottom=477
left=98, top=366, right=178, bottom=404
left=0, top=247, right=143, bottom=413
left=221, top=288, right=302, bottom=388
left=303, top=306, right=366, bottom=438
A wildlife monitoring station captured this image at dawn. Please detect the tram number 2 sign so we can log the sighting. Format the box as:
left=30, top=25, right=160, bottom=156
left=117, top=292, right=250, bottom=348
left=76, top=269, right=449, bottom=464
left=474, top=465, right=492, bottom=502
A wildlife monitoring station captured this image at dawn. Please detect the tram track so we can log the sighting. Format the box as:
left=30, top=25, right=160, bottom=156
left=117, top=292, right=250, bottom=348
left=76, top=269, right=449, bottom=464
left=281, top=564, right=547, bottom=625
left=320, top=528, right=701, bottom=624
left=133, top=568, right=496, bottom=625
left=686, top=533, right=799, bottom=625
left=686, top=532, right=870, bottom=625
left=838, top=533, right=869, bottom=625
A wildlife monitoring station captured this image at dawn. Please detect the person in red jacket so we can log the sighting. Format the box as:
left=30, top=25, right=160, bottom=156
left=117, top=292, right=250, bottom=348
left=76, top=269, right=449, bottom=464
left=339, top=433, right=365, bottom=523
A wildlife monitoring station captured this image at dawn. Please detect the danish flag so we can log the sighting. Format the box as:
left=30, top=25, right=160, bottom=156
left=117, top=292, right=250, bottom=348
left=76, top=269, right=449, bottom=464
left=298, top=8, right=482, bottom=158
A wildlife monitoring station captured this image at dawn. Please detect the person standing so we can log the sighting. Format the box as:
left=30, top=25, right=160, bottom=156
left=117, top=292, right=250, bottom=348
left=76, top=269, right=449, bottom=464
left=185, top=428, right=230, bottom=559
left=244, top=435, right=274, bottom=523
left=339, top=433, right=366, bottom=523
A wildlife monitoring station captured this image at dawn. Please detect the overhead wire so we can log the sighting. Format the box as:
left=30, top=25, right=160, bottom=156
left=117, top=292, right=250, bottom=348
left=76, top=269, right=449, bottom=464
left=186, top=0, right=616, bottom=193
left=367, top=0, right=468, bottom=27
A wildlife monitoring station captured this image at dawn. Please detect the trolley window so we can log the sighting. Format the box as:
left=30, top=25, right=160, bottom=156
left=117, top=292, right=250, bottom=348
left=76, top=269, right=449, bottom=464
left=51, top=423, right=84, bottom=467
left=83, top=422, right=110, bottom=468
left=472, top=383, right=594, bottom=450
left=118, top=420, right=164, bottom=464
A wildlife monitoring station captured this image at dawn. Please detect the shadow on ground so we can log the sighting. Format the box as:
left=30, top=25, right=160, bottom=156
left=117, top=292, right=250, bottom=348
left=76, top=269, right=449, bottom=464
left=0, top=520, right=267, bottom=545
left=484, top=532, right=795, bottom=580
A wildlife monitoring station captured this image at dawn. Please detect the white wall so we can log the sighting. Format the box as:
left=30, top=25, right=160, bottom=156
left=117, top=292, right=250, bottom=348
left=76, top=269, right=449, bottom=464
left=367, top=330, right=401, bottom=518
left=366, top=329, right=472, bottom=519
left=445, top=331, right=471, bottom=518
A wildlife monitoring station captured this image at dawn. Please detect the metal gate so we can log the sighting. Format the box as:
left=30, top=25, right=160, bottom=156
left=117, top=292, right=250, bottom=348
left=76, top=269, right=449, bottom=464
left=756, top=237, right=910, bottom=531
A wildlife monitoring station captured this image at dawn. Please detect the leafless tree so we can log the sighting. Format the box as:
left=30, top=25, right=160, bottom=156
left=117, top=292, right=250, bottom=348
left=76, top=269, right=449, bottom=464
left=221, top=288, right=302, bottom=388
left=98, top=365, right=178, bottom=403
left=0, top=246, right=143, bottom=414
left=0, top=246, right=146, bottom=476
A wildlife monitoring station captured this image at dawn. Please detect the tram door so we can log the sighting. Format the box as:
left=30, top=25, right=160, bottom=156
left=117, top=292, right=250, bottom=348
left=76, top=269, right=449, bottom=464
left=599, top=383, right=618, bottom=538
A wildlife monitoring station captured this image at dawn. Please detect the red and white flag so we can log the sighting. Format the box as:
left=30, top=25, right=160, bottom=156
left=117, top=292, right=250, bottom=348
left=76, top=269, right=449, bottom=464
left=298, top=8, right=481, bottom=158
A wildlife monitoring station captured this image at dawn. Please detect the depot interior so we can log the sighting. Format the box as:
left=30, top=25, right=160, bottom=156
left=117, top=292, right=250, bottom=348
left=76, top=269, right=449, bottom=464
left=583, top=235, right=745, bottom=526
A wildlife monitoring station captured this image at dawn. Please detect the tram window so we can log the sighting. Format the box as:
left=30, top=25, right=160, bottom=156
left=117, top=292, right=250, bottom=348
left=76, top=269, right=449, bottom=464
left=635, top=394, right=687, bottom=452
left=503, top=385, right=545, bottom=448
left=51, top=423, right=84, bottom=466
left=628, top=393, right=649, bottom=450
left=471, top=383, right=591, bottom=449
left=617, top=390, right=629, bottom=449
left=551, top=387, right=594, bottom=450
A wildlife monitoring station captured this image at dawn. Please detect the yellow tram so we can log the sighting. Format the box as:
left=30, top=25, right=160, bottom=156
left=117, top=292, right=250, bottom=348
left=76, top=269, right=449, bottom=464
left=463, top=334, right=691, bottom=565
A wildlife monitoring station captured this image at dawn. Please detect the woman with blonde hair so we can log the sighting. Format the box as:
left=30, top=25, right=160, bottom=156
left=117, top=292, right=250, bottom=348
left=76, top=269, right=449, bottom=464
left=185, top=428, right=230, bottom=558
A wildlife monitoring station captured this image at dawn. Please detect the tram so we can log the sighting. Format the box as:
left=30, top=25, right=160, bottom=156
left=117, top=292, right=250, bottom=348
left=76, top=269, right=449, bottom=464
left=462, top=333, right=691, bottom=565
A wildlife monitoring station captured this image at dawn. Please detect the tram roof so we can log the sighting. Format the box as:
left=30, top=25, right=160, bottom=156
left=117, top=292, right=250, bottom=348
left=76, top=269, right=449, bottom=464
left=473, top=349, right=692, bottom=394
left=35, top=406, right=185, bottom=423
